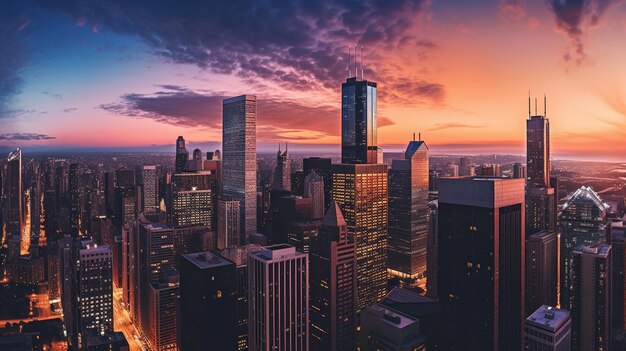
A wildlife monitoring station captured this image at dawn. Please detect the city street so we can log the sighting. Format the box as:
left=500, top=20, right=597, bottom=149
left=112, top=287, right=148, bottom=351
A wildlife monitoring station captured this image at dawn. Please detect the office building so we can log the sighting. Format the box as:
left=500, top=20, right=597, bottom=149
left=459, top=157, right=474, bottom=176
left=303, top=157, right=332, bottom=210
left=310, top=203, right=357, bottom=351
left=524, top=305, right=571, bottom=351
left=611, top=221, right=626, bottom=332
left=526, top=230, right=558, bottom=316
left=359, top=305, right=426, bottom=351
left=217, top=199, right=240, bottom=249
left=387, top=139, right=429, bottom=280
left=273, top=143, right=291, bottom=191
left=248, top=245, right=309, bottom=351
left=169, top=188, right=212, bottom=227
left=179, top=251, right=237, bottom=351
left=6, top=149, right=23, bottom=245
left=175, top=136, right=188, bottom=173
left=221, top=244, right=263, bottom=351
left=571, top=244, right=611, bottom=351
left=560, top=186, right=609, bottom=312
left=76, top=240, right=114, bottom=348
left=69, top=163, right=80, bottom=237
left=341, top=76, right=378, bottom=164
left=513, top=163, right=526, bottom=179
left=437, top=177, right=525, bottom=351
left=303, top=170, right=324, bottom=219
left=222, top=95, right=257, bottom=243
left=332, top=163, right=388, bottom=311
left=148, top=273, right=180, bottom=351
left=141, top=166, right=159, bottom=213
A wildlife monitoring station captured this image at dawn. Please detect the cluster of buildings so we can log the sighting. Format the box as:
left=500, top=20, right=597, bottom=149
left=0, top=68, right=625, bottom=351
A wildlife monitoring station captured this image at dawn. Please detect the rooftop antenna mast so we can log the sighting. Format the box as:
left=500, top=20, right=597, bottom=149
left=413, top=133, right=416, bottom=142
left=544, top=94, right=547, bottom=117
left=534, top=97, right=537, bottom=116
left=360, top=45, right=364, bottom=79
left=354, top=44, right=358, bottom=79
left=347, top=46, right=351, bottom=77
left=419, top=132, right=421, bottom=141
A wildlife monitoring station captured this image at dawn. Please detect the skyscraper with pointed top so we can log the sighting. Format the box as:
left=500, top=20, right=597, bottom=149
left=272, top=143, right=291, bottom=192
left=175, top=136, right=188, bottom=174
left=387, top=138, right=429, bottom=280
left=310, top=202, right=357, bottom=351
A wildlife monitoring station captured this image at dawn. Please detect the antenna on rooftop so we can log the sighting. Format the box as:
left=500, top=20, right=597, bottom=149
left=544, top=94, right=547, bottom=117
left=534, top=97, right=538, bottom=116
left=528, top=91, right=531, bottom=118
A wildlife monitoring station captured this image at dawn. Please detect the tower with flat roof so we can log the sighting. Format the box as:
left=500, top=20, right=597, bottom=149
left=524, top=305, right=571, bottom=351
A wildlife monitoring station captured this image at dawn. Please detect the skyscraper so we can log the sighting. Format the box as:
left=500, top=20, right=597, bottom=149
left=179, top=251, right=238, bottom=351
left=571, top=244, right=611, bottom=351
left=524, top=305, right=571, bottom=351
left=611, top=221, right=626, bottom=332
left=309, top=202, right=357, bottom=351
left=68, top=163, right=80, bottom=237
left=148, top=273, right=179, bottom=351
left=303, top=157, right=332, bottom=210
left=303, top=170, right=324, bottom=220
left=141, top=166, right=158, bottom=213
left=6, top=148, right=22, bottom=239
left=437, top=177, right=525, bottom=351
left=248, top=245, right=309, bottom=351
left=560, top=186, right=608, bottom=311
left=387, top=139, right=429, bottom=280
left=75, top=240, right=114, bottom=347
left=513, top=162, right=526, bottom=179
left=217, top=199, right=240, bottom=249
left=192, top=148, right=203, bottom=171
left=332, top=163, right=388, bottom=311
left=459, top=157, right=474, bottom=176
left=222, top=95, right=257, bottom=243
left=526, top=99, right=556, bottom=236
left=525, top=230, right=558, bottom=316
left=272, top=143, right=291, bottom=191
left=175, top=136, right=188, bottom=174
left=169, top=188, right=212, bottom=227
left=341, top=77, right=378, bottom=164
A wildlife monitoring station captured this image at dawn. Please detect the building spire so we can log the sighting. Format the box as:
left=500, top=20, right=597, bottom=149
left=528, top=91, right=531, bottom=118
left=535, top=97, right=538, bottom=116
left=544, top=94, right=547, bottom=117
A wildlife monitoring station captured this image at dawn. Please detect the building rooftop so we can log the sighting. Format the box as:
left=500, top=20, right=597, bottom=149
left=573, top=244, right=610, bottom=257
left=525, top=305, right=570, bottom=333
left=365, top=304, right=417, bottom=330
left=182, top=251, right=232, bottom=269
left=7, top=148, right=21, bottom=161
left=252, top=244, right=303, bottom=261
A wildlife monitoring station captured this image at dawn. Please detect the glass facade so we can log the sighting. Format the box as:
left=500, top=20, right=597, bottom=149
left=332, top=163, right=388, bottom=311
left=222, top=95, right=257, bottom=243
left=341, top=78, right=378, bottom=164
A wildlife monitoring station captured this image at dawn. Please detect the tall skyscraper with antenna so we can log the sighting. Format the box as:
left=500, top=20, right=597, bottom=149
left=175, top=136, right=189, bottom=174
left=272, top=143, right=291, bottom=192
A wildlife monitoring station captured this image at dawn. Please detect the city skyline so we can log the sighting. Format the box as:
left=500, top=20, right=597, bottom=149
left=2, top=1, right=626, bottom=161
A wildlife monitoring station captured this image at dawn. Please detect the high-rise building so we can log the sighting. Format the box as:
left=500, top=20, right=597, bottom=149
left=526, top=101, right=556, bottom=236
left=524, top=305, right=571, bottom=351
left=179, top=251, right=237, bottom=351
left=141, top=166, right=159, bottom=213
left=75, top=240, right=114, bottom=347
left=217, top=199, right=240, bottom=249
left=571, top=244, right=611, bottom=351
left=148, top=273, right=179, bottom=351
left=560, top=186, right=608, bottom=311
left=387, top=140, right=429, bottom=280
left=221, top=244, right=263, bottom=351
left=6, top=148, right=22, bottom=240
left=513, top=163, right=526, bottom=179
left=459, top=157, right=474, bottom=176
left=303, top=157, right=332, bottom=210
left=525, top=230, right=558, bottom=316
left=303, top=170, right=324, bottom=220
left=169, top=188, right=212, bottom=227
left=272, top=143, right=291, bottom=191
left=426, top=200, right=438, bottom=298
left=309, top=202, right=357, bottom=351
left=437, top=177, right=525, bottom=351
left=341, top=77, right=378, bottom=164
left=248, top=245, right=309, bottom=351
left=68, top=163, right=80, bottom=237
left=192, top=148, right=203, bottom=171
left=611, top=221, right=626, bottom=332
left=222, top=95, right=257, bottom=243
left=359, top=304, right=426, bottom=351
left=175, top=136, right=189, bottom=174
left=332, top=163, right=388, bottom=311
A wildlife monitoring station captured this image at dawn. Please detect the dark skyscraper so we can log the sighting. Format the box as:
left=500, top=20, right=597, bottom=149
left=526, top=98, right=556, bottom=236
left=303, top=170, right=324, bottom=220
left=387, top=139, right=429, bottom=280
left=341, top=77, right=378, bottom=164
left=437, top=177, right=525, bottom=351
left=222, top=95, right=257, bottom=243
left=68, top=163, right=80, bottom=237
left=175, top=136, right=188, bottom=174
left=310, top=202, right=357, bottom=351
left=303, top=157, right=332, bottom=210
left=179, top=251, right=237, bottom=351
left=6, top=148, right=22, bottom=238
left=560, top=186, right=608, bottom=312
left=571, top=244, right=611, bottom=351
left=525, top=230, right=558, bottom=316
left=141, top=165, right=158, bottom=213
left=272, top=143, right=291, bottom=192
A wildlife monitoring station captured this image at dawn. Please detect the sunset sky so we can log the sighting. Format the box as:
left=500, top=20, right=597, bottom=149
left=1, top=0, right=626, bottom=161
